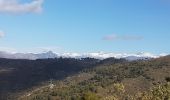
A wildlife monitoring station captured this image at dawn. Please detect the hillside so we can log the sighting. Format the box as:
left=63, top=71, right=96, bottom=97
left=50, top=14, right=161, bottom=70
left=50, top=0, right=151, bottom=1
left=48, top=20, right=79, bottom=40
left=18, top=56, right=170, bottom=100
left=0, top=56, right=169, bottom=100
left=0, top=58, right=101, bottom=99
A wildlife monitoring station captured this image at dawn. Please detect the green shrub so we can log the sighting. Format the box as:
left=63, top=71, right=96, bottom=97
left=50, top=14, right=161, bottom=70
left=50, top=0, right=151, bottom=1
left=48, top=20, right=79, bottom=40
left=82, top=92, right=99, bottom=100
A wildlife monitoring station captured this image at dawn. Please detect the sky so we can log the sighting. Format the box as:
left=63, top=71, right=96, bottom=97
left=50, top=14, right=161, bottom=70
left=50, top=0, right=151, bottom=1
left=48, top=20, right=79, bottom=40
left=0, top=0, right=170, bottom=54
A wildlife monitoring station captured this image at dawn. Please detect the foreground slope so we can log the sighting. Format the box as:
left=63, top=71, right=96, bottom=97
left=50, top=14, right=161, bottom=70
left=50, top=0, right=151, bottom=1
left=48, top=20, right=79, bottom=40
left=20, top=56, right=170, bottom=100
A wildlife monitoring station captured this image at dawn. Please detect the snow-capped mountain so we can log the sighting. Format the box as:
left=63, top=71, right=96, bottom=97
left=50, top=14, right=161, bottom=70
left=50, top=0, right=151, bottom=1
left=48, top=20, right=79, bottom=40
left=59, top=52, right=167, bottom=60
left=0, top=51, right=58, bottom=60
left=0, top=51, right=168, bottom=60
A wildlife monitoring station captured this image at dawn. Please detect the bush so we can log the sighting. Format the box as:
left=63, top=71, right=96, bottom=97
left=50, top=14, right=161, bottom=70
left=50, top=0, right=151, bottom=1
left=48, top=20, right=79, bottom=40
left=82, top=92, right=99, bottom=100
left=136, top=82, right=170, bottom=100
left=113, top=83, right=125, bottom=93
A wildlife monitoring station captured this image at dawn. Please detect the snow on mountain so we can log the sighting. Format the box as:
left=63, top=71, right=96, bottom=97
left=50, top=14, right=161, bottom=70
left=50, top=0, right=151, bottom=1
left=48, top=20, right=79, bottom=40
left=36, top=51, right=58, bottom=59
left=60, top=53, right=81, bottom=58
left=0, top=51, right=13, bottom=58
left=81, top=52, right=162, bottom=60
left=0, top=51, right=168, bottom=60
left=0, top=51, right=58, bottom=60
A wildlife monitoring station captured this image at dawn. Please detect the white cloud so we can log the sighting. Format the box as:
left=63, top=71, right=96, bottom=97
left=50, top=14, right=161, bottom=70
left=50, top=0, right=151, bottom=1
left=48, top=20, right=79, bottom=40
left=0, top=30, right=5, bottom=38
left=103, top=34, right=117, bottom=41
left=103, top=34, right=143, bottom=41
left=0, top=0, right=44, bottom=14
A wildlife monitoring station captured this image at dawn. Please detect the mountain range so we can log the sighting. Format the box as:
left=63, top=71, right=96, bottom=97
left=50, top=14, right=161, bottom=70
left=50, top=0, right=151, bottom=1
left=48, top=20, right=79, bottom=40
left=0, top=51, right=167, bottom=60
left=0, top=51, right=169, bottom=99
left=5, top=54, right=169, bottom=100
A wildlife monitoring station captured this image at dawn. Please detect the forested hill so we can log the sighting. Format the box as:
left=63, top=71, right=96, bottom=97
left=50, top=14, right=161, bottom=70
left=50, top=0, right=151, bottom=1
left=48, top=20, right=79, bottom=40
left=0, top=56, right=170, bottom=100
left=0, top=57, right=126, bottom=99
left=20, top=56, right=170, bottom=100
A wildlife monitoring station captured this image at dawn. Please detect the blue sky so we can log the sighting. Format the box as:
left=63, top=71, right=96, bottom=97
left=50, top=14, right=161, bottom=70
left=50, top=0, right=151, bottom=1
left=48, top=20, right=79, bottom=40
left=0, top=0, right=170, bottom=54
